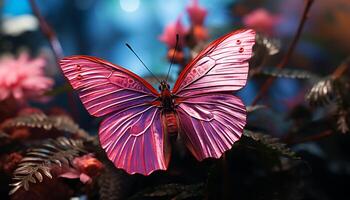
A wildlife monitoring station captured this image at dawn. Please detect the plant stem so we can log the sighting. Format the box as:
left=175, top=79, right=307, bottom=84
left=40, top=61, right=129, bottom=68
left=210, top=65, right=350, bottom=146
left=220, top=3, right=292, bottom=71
left=29, top=0, right=63, bottom=63
left=29, top=0, right=79, bottom=120
left=289, top=130, right=334, bottom=145
left=251, top=0, right=314, bottom=106
left=331, top=56, right=350, bottom=79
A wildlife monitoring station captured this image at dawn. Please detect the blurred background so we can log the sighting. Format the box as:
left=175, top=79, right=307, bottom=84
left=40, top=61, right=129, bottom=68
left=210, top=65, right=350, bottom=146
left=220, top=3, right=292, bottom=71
left=1, top=0, right=350, bottom=144
left=1, top=0, right=349, bottom=112
left=1, top=1, right=350, bottom=199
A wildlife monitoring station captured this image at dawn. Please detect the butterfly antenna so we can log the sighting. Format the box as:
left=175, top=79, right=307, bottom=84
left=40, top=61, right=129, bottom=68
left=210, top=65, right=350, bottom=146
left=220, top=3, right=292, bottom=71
left=125, top=43, right=161, bottom=83
left=165, top=34, right=179, bottom=82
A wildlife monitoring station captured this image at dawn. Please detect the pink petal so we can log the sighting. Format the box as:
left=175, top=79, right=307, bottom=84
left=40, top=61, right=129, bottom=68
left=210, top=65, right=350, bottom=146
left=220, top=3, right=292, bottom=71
left=243, top=8, right=282, bottom=35
left=12, top=87, right=23, bottom=100
left=159, top=17, right=187, bottom=48
left=186, top=0, right=207, bottom=25
left=58, top=171, right=80, bottom=179
left=18, top=51, right=29, bottom=64
left=0, top=88, right=10, bottom=100
left=79, top=173, right=92, bottom=184
left=0, top=52, right=54, bottom=102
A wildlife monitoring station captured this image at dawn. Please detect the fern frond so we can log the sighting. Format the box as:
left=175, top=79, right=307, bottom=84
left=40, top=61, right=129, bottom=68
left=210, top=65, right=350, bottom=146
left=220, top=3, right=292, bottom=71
left=242, top=130, right=299, bottom=159
left=250, top=67, right=317, bottom=80
left=2, top=113, right=89, bottom=138
left=305, top=77, right=336, bottom=106
left=255, top=34, right=281, bottom=56
left=9, top=137, right=86, bottom=195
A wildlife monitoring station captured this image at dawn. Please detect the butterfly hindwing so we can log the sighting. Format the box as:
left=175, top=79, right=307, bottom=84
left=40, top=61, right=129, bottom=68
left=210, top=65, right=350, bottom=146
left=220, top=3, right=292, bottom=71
left=99, top=104, right=170, bottom=175
left=176, top=94, right=246, bottom=160
left=174, top=29, right=255, bottom=160
left=60, top=56, right=170, bottom=175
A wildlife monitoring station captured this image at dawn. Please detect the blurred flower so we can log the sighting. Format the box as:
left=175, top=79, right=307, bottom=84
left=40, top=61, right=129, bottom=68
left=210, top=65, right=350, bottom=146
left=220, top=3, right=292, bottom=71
left=159, top=17, right=187, bottom=48
left=10, top=128, right=31, bottom=140
left=186, top=25, right=208, bottom=48
left=1, top=15, right=38, bottom=36
left=0, top=52, right=54, bottom=103
left=243, top=8, right=282, bottom=36
left=18, top=107, right=44, bottom=116
left=2, top=152, right=23, bottom=174
left=186, top=0, right=208, bottom=43
left=186, top=0, right=207, bottom=26
left=56, top=154, right=103, bottom=184
left=167, top=48, right=185, bottom=64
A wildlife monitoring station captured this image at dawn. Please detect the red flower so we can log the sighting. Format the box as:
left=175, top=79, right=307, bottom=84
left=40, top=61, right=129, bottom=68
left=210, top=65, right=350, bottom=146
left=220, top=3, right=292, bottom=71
left=2, top=152, right=23, bottom=174
left=192, top=25, right=208, bottom=42
left=10, top=128, right=30, bottom=140
left=186, top=0, right=207, bottom=26
left=166, top=48, right=184, bottom=65
left=55, top=154, right=103, bottom=184
left=159, top=17, right=187, bottom=48
left=243, top=8, right=282, bottom=36
left=17, top=107, right=44, bottom=116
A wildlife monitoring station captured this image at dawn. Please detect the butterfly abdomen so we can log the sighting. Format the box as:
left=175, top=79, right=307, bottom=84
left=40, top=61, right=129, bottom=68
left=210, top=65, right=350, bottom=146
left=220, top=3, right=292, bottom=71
left=163, top=111, right=179, bottom=135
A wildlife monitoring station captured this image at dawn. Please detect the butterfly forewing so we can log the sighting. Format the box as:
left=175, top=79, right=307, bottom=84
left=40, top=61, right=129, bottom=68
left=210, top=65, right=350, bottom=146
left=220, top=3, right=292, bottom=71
left=173, top=29, right=255, bottom=96
left=60, top=56, right=159, bottom=117
left=60, top=56, right=170, bottom=175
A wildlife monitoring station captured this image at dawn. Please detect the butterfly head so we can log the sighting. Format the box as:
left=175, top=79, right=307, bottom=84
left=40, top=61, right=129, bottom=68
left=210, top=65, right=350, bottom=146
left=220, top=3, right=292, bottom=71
left=159, top=80, right=170, bottom=91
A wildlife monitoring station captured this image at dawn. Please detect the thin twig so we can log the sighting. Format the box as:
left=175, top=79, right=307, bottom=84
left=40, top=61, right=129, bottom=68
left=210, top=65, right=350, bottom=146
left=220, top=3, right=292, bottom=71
left=251, top=0, right=314, bottom=106
left=29, top=0, right=63, bottom=63
left=288, top=130, right=334, bottom=145
left=29, top=0, right=79, bottom=120
left=331, top=56, right=350, bottom=80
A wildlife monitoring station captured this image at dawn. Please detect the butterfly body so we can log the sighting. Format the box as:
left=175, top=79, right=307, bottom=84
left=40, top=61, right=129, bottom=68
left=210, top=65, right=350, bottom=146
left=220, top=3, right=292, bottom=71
left=158, top=80, right=175, bottom=111
left=60, top=29, right=256, bottom=175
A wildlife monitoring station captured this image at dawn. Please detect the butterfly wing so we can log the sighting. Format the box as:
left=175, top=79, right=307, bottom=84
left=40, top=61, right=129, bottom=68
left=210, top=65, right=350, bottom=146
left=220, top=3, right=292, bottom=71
left=176, top=94, right=245, bottom=160
left=99, top=104, right=170, bottom=175
left=173, top=29, right=255, bottom=96
left=60, top=55, right=159, bottom=117
left=173, top=29, right=256, bottom=160
left=60, top=56, right=170, bottom=175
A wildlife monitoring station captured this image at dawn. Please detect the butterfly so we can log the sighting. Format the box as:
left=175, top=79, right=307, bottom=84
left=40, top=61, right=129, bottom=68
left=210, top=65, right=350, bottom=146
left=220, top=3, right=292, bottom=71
left=59, top=29, right=256, bottom=175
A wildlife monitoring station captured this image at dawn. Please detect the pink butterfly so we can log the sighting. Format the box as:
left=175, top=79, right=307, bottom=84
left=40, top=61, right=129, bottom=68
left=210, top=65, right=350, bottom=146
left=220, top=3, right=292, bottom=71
left=60, top=29, right=256, bottom=175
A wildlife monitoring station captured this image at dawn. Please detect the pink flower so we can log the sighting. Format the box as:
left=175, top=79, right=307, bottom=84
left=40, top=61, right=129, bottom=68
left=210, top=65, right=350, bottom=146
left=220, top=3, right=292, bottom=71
left=243, top=8, right=282, bottom=36
left=186, top=0, right=207, bottom=26
left=56, top=154, right=103, bottom=184
left=0, top=52, right=54, bottom=102
left=159, top=17, right=187, bottom=48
